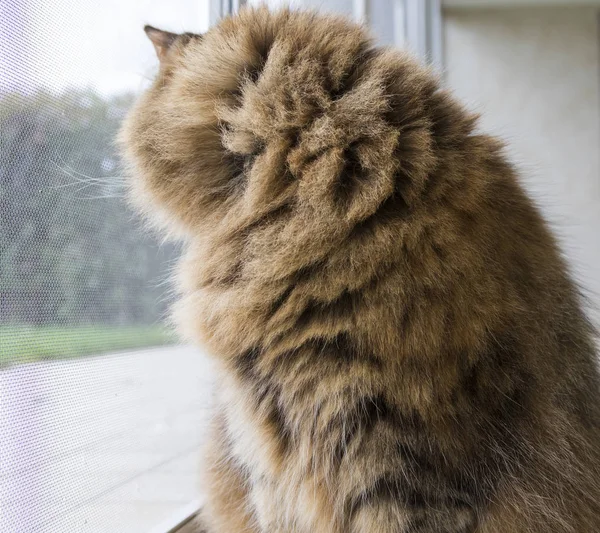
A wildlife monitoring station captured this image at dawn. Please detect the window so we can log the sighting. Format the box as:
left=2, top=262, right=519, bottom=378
left=2, top=2, right=596, bottom=532
left=1, top=1, right=216, bottom=531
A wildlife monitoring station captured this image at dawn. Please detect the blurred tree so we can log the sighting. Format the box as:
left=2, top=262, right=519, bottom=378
left=0, top=90, right=178, bottom=326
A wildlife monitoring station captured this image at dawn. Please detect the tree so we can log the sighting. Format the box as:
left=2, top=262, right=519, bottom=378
left=0, top=89, right=178, bottom=326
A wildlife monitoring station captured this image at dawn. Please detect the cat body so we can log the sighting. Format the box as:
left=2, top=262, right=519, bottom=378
left=121, top=8, right=600, bottom=532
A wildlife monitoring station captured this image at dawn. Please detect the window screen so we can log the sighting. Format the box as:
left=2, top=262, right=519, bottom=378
left=1, top=1, right=215, bottom=531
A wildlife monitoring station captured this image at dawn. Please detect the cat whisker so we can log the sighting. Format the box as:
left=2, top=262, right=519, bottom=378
left=50, top=159, right=126, bottom=191
left=74, top=194, right=126, bottom=200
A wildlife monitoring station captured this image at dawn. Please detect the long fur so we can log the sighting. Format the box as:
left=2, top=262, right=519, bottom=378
left=120, top=7, right=600, bottom=532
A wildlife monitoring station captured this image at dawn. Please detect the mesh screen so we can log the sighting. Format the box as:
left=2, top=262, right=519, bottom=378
left=0, top=1, right=214, bottom=531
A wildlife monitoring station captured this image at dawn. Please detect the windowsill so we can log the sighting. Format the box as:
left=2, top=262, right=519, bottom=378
left=147, top=499, right=202, bottom=533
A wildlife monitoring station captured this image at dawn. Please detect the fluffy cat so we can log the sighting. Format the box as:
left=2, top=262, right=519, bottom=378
left=120, top=7, right=600, bottom=532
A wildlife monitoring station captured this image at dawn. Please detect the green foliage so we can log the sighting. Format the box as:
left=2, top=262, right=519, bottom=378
left=0, top=89, right=179, bottom=361
left=0, top=325, right=177, bottom=367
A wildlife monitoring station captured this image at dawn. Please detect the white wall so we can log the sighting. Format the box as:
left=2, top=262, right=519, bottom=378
left=444, top=7, right=600, bottom=324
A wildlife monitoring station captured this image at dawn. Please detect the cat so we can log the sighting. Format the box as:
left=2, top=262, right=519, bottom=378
left=120, top=7, right=600, bottom=533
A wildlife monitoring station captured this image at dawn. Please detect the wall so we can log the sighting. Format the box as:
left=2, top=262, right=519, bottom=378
left=444, top=7, right=600, bottom=324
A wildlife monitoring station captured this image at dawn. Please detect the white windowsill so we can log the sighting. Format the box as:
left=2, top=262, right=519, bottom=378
left=147, top=499, right=203, bottom=533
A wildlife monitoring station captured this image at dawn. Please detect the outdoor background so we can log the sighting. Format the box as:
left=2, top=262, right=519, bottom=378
left=0, top=89, right=180, bottom=366
left=0, top=0, right=213, bottom=367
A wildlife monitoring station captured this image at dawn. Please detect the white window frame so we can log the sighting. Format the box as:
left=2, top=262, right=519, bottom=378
left=366, top=0, right=443, bottom=67
left=396, top=0, right=443, bottom=67
left=210, top=0, right=246, bottom=25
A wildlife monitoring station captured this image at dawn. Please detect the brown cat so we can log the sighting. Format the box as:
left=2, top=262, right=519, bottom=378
left=120, top=7, right=600, bottom=533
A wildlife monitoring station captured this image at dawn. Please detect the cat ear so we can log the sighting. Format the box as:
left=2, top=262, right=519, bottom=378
left=144, top=25, right=179, bottom=62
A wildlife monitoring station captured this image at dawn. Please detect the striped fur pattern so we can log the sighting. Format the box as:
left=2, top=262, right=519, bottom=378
left=120, top=7, right=600, bottom=532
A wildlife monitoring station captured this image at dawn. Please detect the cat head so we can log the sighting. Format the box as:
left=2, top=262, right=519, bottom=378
left=119, top=7, right=438, bottom=239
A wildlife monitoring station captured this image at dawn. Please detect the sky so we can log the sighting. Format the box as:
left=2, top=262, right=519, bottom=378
left=1, top=0, right=213, bottom=97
